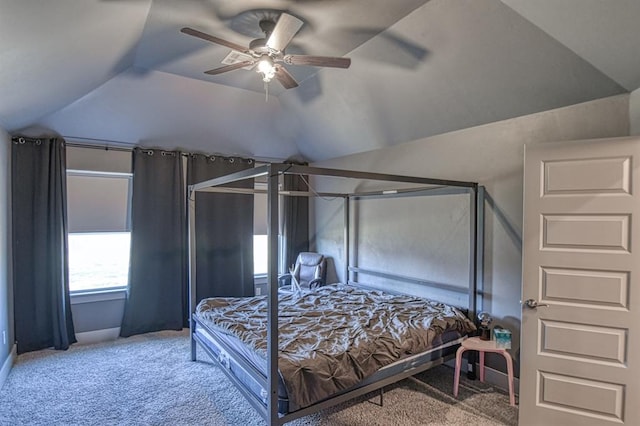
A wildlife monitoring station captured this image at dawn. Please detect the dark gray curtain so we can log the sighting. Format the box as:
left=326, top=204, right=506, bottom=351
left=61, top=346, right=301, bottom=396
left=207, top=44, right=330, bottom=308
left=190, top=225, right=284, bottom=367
left=282, top=163, right=309, bottom=269
left=11, top=137, right=76, bottom=354
left=120, top=148, right=187, bottom=337
left=187, top=154, right=254, bottom=301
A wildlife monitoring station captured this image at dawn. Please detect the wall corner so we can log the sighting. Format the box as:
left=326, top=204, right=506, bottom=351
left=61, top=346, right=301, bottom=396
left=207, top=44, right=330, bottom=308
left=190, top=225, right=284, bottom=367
left=0, top=343, right=16, bottom=390
left=630, top=88, right=640, bottom=136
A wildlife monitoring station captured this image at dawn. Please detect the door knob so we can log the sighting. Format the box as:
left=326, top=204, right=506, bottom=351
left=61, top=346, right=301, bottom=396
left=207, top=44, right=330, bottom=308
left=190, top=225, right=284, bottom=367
left=523, top=298, right=549, bottom=309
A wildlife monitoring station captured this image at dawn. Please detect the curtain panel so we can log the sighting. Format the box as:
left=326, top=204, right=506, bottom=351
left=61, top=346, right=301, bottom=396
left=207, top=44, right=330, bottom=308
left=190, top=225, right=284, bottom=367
left=11, top=137, right=76, bottom=354
left=282, top=163, right=309, bottom=269
left=187, top=154, right=254, bottom=301
left=120, top=148, right=187, bottom=337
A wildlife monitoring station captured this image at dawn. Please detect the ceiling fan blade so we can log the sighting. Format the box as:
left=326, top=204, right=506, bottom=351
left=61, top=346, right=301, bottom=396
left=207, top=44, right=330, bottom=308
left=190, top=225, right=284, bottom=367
left=266, top=13, right=304, bottom=52
left=204, top=61, right=255, bottom=75
left=283, top=55, right=351, bottom=69
left=274, top=66, right=299, bottom=89
left=181, top=27, right=249, bottom=54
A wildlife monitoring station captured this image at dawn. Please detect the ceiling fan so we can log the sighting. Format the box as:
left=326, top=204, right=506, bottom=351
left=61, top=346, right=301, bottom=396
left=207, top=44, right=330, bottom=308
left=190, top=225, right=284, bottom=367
left=180, top=12, right=351, bottom=90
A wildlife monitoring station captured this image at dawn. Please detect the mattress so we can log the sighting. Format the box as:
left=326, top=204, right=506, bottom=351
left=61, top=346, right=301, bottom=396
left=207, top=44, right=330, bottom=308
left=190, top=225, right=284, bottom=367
left=194, top=284, right=476, bottom=412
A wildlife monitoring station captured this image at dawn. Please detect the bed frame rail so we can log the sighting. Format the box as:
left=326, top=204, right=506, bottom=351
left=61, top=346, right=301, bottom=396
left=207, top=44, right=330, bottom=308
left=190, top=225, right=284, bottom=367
left=348, top=267, right=469, bottom=296
left=192, top=315, right=461, bottom=425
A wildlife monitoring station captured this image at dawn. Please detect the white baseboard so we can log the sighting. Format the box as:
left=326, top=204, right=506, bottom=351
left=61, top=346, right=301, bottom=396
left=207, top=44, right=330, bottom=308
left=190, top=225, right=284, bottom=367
left=482, top=364, right=520, bottom=395
left=0, top=344, right=17, bottom=390
left=446, top=358, right=519, bottom=395
left=75, top=327, right=121, bottom=345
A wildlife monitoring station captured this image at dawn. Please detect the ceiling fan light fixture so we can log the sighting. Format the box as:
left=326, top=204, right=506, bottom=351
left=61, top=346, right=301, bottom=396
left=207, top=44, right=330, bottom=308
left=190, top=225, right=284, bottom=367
left=257, top=55, right=276, bottom=82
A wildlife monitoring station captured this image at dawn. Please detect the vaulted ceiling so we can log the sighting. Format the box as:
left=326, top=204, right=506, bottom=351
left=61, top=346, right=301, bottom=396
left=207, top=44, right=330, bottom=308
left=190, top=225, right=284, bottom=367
left=1, top=0, right=639, bottom=162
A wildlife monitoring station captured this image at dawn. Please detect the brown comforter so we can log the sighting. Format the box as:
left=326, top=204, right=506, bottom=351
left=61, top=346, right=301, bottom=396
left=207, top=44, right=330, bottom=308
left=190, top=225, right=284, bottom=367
left=195, top=284, right=476, bottom=411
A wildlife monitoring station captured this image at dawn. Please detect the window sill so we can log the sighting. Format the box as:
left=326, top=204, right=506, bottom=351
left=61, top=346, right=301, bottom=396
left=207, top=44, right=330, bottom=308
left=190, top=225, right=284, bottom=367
left=70, top=288, right=127, bottom=305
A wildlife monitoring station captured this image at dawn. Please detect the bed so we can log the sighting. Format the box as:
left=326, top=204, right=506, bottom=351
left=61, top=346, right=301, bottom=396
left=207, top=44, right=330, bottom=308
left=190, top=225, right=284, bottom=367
left=188, top=164, right=485, bottom=425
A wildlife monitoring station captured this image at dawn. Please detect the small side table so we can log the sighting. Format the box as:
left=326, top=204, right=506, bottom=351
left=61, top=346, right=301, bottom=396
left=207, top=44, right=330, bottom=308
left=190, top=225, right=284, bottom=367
left=453, top=336, right=516, bottom=406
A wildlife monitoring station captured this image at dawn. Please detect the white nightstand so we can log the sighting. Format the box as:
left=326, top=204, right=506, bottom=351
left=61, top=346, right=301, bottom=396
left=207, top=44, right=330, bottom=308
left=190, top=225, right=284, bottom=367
left=453, top=336, right=516, bottom=406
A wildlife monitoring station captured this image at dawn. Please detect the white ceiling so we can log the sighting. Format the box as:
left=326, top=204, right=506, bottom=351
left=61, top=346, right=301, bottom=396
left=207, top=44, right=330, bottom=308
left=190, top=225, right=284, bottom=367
left=1, top=0, right=638, bottom=162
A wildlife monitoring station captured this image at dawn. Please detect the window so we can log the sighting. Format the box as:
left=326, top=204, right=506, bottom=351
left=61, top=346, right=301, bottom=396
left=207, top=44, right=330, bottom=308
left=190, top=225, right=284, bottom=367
left=68, top=232, right=130, bottom=292
left=253, top=181, right=270, bottom=276
left=254, top=235, right=268, bottom=275
left=253, top=234, right=285, bottom=276
left=67, top=170, right=132, bottom=293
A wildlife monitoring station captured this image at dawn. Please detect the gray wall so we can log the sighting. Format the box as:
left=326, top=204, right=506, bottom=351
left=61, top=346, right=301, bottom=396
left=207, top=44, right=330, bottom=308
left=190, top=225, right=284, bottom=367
left=311, top=94, right=630, bottom=376
left=71, top=294, right=125, bottom=335
left=0, top=126, right=13, bottom=373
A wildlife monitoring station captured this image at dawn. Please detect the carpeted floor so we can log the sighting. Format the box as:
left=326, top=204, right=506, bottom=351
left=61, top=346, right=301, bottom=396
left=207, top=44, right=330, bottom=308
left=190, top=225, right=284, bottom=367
left=0, top=330, right=518, bottom=425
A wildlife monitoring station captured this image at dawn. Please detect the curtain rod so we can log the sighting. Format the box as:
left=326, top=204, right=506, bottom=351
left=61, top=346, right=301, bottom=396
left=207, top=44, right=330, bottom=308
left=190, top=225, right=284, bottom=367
left=62, top=136, right=287, bottom=164
left=63, top=136, right=135, bottom=152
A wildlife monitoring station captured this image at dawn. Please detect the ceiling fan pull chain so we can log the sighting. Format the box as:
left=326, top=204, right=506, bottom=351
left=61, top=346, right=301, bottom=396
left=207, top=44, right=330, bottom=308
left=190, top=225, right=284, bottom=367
left=264, top=81, right=269, bottom=102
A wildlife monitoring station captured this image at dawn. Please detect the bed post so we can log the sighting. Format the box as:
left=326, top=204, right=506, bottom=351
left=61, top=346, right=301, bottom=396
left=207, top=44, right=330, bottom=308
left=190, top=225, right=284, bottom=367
left=466, top=185, right=478, bottom=380
left=467, top=184, right=485, bottom=317
left=465, top=184, right=485, bottom=380
left=476, top=186, right=485, bottom=317
left=468, top=186, right=478, bottom=321
left=266, top=164, right=281, bottom=426
left=188, top=185, right=197, bottom=362
left=343, top=196, right=350, bottom=284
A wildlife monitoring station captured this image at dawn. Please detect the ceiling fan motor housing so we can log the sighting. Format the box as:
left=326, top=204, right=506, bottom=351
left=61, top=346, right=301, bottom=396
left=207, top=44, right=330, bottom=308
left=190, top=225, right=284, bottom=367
left=259, top=19, right=276, bottom=37
left=252, top=19, right=278, bottom=55
left=249, top=38, right=270, bottom=54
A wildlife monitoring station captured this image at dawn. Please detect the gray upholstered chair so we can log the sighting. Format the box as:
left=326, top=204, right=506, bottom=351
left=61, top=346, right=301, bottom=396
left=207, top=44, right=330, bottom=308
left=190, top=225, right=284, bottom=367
left=279, top=252, right=327, bottom=290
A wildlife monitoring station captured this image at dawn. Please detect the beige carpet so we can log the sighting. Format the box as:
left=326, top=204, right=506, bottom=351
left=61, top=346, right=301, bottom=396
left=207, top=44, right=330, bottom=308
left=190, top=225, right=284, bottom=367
left=0, top=330, right=518, bottom=425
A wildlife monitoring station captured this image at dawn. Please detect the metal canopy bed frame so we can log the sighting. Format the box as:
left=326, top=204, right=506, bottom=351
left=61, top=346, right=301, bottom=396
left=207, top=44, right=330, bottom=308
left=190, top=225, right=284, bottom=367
left=188, top=164, right=485, bottom=426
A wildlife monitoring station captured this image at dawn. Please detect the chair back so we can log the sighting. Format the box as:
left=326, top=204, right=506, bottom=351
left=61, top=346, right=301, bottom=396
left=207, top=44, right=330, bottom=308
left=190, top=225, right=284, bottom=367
left=292, top=252, right=327, bottom=289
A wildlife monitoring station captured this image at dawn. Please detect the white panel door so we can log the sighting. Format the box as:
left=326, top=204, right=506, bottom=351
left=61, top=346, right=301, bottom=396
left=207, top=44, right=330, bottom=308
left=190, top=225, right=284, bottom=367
left=520, top=137, right=640, bottom=425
